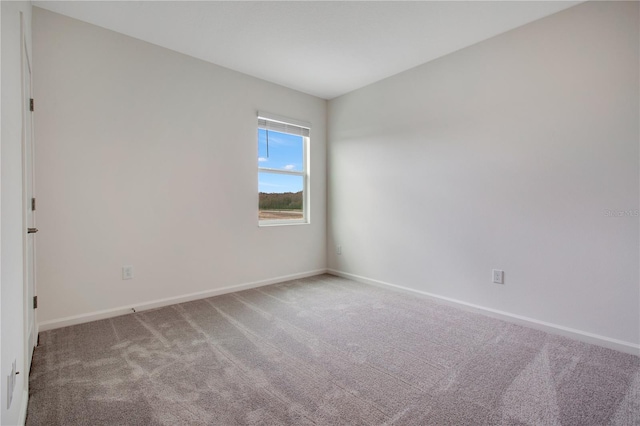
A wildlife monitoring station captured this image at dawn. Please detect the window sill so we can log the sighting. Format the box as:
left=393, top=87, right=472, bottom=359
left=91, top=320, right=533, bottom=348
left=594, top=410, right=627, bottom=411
left=259, top=220, right=309, bottom=227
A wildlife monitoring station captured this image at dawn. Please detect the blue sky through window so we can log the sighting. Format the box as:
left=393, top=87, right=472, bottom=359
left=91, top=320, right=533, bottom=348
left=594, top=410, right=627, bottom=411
left=258, top=129, right=304, bottom=193
left=258, top=172, right=303, bottom=194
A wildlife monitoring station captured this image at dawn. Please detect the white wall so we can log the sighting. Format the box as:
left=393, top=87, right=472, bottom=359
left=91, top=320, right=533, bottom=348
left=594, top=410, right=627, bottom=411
left=1, top=1, right=32, bottom=424
left=328, top=1, right=639, bottom=348
left=33, top=8, right=326, bottom=326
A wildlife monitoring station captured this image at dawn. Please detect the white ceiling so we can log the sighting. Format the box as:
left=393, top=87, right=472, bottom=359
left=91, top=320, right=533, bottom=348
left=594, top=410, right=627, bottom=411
left=33, top=1, right=581, bottom=100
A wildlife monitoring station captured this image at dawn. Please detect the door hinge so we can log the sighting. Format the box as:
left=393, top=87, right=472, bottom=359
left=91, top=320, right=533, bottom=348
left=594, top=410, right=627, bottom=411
left=33, top=296, right=38, bottom=309
left=30, top=98, right=34, bottom=112
left=31, top=198, right=36, bottom=211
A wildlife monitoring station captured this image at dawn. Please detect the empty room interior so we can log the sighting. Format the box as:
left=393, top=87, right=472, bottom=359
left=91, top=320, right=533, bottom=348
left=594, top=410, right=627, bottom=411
left=1, top=0, right=639, bottom=425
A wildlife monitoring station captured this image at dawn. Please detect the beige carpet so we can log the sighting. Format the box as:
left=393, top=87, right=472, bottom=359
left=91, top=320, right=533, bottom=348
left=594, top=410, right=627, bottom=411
left=27, top=274, right=640, bottom=425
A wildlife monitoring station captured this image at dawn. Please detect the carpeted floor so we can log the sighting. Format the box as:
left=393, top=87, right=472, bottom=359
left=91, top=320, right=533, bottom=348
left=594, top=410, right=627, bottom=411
left=27, top=274, right=640, bottom=425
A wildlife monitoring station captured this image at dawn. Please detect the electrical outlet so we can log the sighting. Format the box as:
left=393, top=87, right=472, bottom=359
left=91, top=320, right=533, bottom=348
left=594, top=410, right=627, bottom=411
left=6, top=375, right=11, bottom=410
left=122, top=265, right=134, bottom=280
left=337, top=245, right=342, bottom=255
left=6, top=359, right=16, bottom=409
left=492, top=269, right=504, bottom=284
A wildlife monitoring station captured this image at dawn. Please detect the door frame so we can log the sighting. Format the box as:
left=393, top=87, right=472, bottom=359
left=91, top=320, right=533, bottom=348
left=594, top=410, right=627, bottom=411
left=21, top=10, right=37, bottom=378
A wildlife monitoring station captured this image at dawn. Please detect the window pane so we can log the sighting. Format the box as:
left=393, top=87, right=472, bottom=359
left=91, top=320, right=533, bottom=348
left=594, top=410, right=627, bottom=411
left=258, top=129, right=303, bottom=171
left=259, top=172, right=303, bottom=221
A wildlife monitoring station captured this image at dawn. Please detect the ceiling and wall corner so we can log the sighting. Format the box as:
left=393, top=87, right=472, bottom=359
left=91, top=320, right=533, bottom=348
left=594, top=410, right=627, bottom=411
left=32, top=1, right=582, bottom=100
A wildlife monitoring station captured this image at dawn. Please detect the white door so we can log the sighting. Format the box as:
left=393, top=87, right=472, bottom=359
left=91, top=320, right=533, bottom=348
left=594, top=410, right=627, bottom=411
left=23, top=36, right=37, bottom=370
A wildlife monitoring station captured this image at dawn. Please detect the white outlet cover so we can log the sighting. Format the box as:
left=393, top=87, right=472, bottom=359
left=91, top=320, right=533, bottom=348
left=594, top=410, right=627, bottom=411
left=492, top=269, right=504, bottom=284
left=7, top=360, right=16, bottom=409
left=7, top=375, right=12, bottom=409
left=122, top=266, right=134, bottom=280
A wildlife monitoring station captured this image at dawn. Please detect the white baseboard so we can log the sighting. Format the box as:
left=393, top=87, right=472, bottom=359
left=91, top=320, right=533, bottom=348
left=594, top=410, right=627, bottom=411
left=19, top=389, right=28, bottom=426
left=38, top=269, right=327, bottom=332
left=327, top=269, right=640, bottom=356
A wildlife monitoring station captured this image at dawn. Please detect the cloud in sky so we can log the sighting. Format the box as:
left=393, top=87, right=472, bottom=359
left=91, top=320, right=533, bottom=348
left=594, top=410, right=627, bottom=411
left=284, top=164, right=295, bottom=170
left=258, top=157, right=268, bottom=162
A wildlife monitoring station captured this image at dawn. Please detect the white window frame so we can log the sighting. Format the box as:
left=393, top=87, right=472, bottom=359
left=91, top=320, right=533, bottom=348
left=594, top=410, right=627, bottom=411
left=257, top=112, right=310, bottom=227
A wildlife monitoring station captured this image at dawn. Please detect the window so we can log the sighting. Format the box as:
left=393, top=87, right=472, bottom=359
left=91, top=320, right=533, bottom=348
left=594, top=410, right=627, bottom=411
left=257, top=113, right=310, bottom=225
